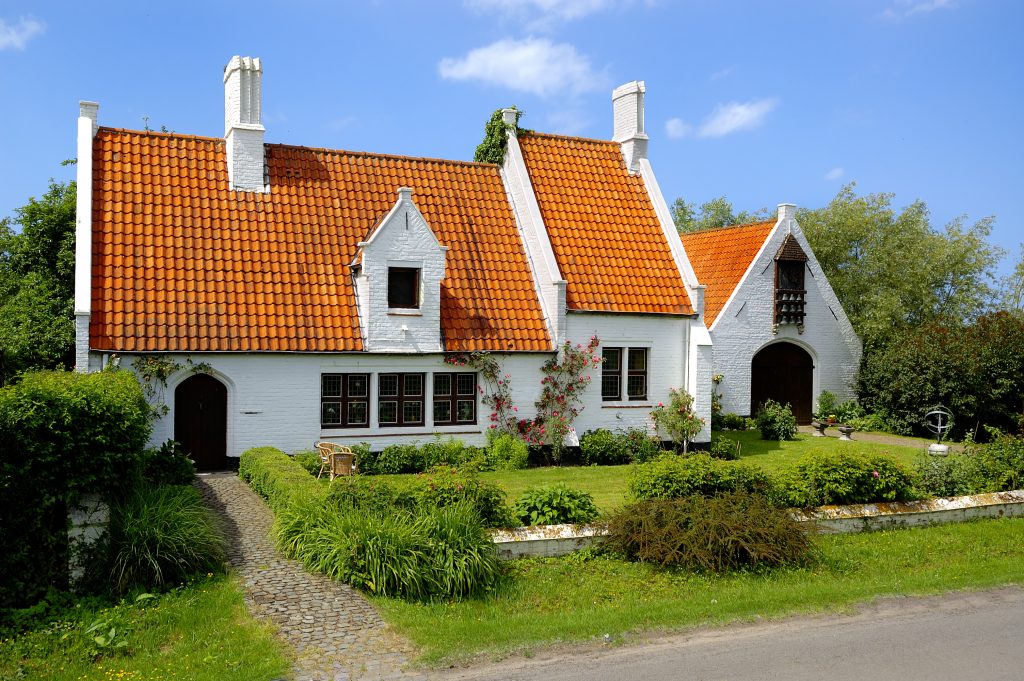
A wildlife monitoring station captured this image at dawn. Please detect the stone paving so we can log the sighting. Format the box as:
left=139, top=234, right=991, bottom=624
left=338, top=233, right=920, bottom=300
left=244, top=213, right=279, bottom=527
left=195, top=472, right=428, bottom=681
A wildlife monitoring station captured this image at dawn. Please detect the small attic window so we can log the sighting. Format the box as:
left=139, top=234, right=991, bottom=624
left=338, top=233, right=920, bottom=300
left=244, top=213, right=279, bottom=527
left=388, top=267, right=420, bottom=309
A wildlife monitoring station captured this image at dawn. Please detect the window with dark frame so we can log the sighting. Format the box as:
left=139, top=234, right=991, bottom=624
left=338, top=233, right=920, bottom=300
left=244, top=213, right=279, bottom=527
left=378, top=373, right=425, bottom=427
left=388, top=267, right=420, bottom=309
left=626, top=348, right=647, bottom=400
left=433, top=372, right=478, bottom=425
left=321, top=373, right=369, bottom=428
left=601, top=347, right=622, bottom=401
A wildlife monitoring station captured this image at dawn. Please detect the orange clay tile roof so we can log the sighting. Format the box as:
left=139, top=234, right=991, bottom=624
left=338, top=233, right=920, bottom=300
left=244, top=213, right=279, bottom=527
left=517, top=133, right=693, bottom=315
left=679, top=221, right=777, bottom=327
left=89, top=128, right=550, bottom=353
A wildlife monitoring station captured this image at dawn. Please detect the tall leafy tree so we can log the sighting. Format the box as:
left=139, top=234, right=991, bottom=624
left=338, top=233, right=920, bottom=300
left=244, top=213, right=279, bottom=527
left=797, top=183, right=1002, bottom=339
left=671, top=196, right=771, bottom=233
left=0, top=180, right=77, bottom=383
left=999, top=244, right=1024, bottom=313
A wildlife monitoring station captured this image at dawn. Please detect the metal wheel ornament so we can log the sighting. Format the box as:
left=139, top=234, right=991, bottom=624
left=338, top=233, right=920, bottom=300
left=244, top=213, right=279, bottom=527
left=924, top=406, right=953, bottom=444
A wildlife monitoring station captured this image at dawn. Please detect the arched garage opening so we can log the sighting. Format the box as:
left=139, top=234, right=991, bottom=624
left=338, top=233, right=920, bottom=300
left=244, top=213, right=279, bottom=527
left=750, top=342, right=814, bottom=424
left=174, top=374, right=228, bottom=471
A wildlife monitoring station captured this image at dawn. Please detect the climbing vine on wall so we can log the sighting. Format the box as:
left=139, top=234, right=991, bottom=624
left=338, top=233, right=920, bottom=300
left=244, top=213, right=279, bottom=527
left=445, top=351, right=519, bottom=435
left=132, top=355, right=214, bottom=418
left=473, top=107, right=523, bottom=165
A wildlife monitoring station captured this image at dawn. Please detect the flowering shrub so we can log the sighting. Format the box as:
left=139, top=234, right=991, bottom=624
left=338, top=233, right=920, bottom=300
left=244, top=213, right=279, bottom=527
left=650, top=388, right=704, bottom=453
left=444, top=352, right=519, bottom=436
left=533, top=336, right=602, bottom=462
left=773, top=451, right=918, bottom=507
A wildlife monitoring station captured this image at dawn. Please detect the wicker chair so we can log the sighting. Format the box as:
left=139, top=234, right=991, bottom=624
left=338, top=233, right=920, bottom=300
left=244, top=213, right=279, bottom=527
left=314, top=441, right=355, bottom=480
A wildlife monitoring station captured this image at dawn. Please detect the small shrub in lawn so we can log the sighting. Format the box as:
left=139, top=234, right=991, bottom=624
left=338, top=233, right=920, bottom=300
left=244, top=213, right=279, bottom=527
left=604, top=492, right=813, bottom=572
left=293, top=450, right=322, bottom=477
left=107, top=485, right=225, bottom=595
left=708, top=436, right=739, bottom=460
left=512, top=483, right=599, bottom=526
left=580, top=428, right=632, bottom=466
left=774, top=451, right=918, bottom=507
left=408, top=465, right=513, bottom=527
left=755, top=399, right=798, bottom=440
left=136, top=439, right=195, bottom=486
left=628, top=453, right=774, bottom=501
left=721, top=413, right=749, bottom=431
left=487, top=432, right=530, bottom=471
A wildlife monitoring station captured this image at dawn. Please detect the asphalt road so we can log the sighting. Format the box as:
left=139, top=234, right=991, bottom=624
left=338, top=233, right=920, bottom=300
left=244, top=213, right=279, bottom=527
left=440, top=587, right=1024, bottom=681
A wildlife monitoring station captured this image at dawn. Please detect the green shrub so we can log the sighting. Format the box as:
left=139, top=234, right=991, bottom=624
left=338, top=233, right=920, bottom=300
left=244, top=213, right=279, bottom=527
left=604, top=492, right=813, bottom=572
left=775, top=451, right=918, bottom=507
left=708, top=436, right=739, bottom=460
left=137, top=440, right=195, bottom=486
left=650, top=388, right=705, bottom=453
left=623, top=427, right=662, bottom=463
left=239, top=446, right=325, bottom=511
left=107, top=485, right=225, bottom=595
left=292, top=450, right=322, bottom=477
left=407, top=466, right=512, bottom=528
left=374, top=444, right=424, bottom=475
left=580, top=428, right=632, bottom=466
left=814, top=391, right=839, bottom=422
left=487, top=432, right=530, bottom=471
left=755, top=399, right=797, bottom=440
left=918, top=435, right=1024, bottom=497
left=324, top=475, right=418, bottom=514
left=512, top=484, right=599, bottom=526
left=0, top=369, right=152, bottom=608
left=628, top=453, right=774, bottom=501
left=721, top=413, right=749, bottom=431
left=914, top=452, right=974, bottom=498
left=421, top=436, right=486, bottom=470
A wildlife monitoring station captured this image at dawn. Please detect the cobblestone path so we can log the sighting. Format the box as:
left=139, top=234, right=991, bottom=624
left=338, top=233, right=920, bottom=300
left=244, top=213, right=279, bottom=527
left=196, top=473, right=427, bottom=681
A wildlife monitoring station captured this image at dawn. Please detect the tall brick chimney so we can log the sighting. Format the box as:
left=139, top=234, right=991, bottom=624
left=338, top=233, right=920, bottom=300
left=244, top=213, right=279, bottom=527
left=224, top=56, right=266, bottom=192
left=612, top=80, right=648, bottom=173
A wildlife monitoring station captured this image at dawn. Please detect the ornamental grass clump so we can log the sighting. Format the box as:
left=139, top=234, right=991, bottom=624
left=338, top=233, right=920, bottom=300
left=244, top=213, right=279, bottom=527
left=107, top=485, right=226, bottom=595
left=604, top=491, right=813, bottom=572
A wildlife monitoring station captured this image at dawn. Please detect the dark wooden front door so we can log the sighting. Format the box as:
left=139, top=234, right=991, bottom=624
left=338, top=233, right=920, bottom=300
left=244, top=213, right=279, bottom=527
left=751, top=343, right=814, bottom=424
left=174, top=374, right=227, bottom=471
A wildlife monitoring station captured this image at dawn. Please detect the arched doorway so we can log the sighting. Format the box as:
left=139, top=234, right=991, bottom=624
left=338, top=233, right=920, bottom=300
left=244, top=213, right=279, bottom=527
left=750, top=343, right=814, bottom=424
left=174, top=374, right=227, bottom=471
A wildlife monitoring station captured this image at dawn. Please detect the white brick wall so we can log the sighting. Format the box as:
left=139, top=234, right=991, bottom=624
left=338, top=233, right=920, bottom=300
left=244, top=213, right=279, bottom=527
left=354, top=190, right=447, bottom=352
left=711, top=216, right=862, bottom=416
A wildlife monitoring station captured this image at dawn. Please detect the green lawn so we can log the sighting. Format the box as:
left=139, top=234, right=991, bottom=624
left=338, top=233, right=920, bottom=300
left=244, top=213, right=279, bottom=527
left=475, top=431, right=926, bottom=512
left=0, top=575, right=290, bottom=681
left=377, top=517, right=1024, bottom=666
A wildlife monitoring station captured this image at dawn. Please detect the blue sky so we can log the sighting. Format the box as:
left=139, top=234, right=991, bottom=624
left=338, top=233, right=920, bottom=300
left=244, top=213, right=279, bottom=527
left=1, top=0, right=1021, bottom=277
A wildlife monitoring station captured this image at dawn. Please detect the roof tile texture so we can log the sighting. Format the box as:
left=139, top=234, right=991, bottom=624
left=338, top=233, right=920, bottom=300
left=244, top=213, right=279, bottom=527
left=679, top=221, right=776, bottom=327
left=518, top=133, right=693, bottom=315
left=90, top=129, right=549, bottom=353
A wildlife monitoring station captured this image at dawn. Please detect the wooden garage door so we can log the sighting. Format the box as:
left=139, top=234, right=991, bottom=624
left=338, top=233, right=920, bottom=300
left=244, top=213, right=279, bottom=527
left=750, top=343, right=814, bottom=424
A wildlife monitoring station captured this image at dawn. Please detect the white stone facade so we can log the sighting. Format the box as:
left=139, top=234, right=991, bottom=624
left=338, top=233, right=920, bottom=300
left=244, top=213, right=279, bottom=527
left=353, top=189, right=448, bottom=353
left=710, top=211, right=862, bottom=417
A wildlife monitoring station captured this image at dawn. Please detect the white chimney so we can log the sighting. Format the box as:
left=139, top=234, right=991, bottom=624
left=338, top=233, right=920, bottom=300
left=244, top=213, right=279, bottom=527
left=612, top=80, right=648, bottom=173
left=224, top=56, right=266, bottom=192
left=777, top=203, right=797, bottom=222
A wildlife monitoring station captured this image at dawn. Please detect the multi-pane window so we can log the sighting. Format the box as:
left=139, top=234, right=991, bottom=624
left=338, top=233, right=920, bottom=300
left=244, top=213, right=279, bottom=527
left=388, top=267, right=420, bottom=309
left=321, top=374, right=369, bottom=428
left=601, top=347, right=648, bottom=401
left=378, top=373, right=425, bottom=427
left=601, top=348, right=622, bottom=401
left=434, top=372, right=477, bottom=425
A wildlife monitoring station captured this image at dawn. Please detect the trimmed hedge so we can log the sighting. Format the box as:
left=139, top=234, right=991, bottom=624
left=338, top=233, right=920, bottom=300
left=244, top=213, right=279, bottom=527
left=0, top=369, right=152, bottom=609
left=239, top=446, right=326, bottom=511
left=628, top=453, right=774, bottom=501
left=774, top=451, right=918, bottom=507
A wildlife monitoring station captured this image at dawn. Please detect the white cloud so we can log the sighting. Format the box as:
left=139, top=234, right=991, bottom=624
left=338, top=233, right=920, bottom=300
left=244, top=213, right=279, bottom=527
left=665, top=117, right=692, bottom=139
left=439, top=38, right=605, bottom=97
left=467, top=0, right=614, bottom=30
left=825, top=167, right=845, bottom=181
left=0, top=16, right=45, bottom=51
left=709, top=67, right=734, bottom=81
left=697, top=98, right=779, bottom=138
left=882, top=0, right=956, bottom=19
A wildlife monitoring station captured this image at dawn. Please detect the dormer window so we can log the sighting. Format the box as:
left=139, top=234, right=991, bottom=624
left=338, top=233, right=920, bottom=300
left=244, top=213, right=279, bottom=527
left=774, top=234, right=809, bottom=331
left=388, top=267, right=420, bottom=309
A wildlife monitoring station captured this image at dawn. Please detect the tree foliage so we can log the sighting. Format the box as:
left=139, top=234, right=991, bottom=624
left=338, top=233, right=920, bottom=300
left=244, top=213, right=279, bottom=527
left=671, top=196, right=771, bottom=234
left=797, top=183, right=1003, bottom=339
left=0, top=180, right=77, bottom=383
left=999, top=244, right=1024, bottom=313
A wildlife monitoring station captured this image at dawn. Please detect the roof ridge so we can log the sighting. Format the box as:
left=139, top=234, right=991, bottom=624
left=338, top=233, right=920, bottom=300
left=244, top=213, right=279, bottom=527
left=680, top=219, right=776, bottom=237
left=265, top=143, right=500, bottom=170
left=97, top=126, right=224, bottom=144
left=520, top=130, right=618, bottom=146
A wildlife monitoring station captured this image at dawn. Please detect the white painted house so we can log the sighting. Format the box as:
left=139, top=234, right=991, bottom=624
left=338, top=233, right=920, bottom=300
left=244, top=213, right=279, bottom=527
left=73, top=57, right=714, bottom=469
left=680, top=210, right=862, bottom=423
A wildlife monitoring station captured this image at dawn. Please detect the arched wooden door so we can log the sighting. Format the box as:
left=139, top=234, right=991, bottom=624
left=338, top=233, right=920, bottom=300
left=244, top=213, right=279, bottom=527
left=174, top=374, right=227, bottom=471
left=750, top=343, right=814, bottom=424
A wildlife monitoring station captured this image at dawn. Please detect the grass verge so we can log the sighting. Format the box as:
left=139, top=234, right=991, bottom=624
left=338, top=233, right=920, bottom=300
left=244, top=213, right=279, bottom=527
left=375, top=517, right=1024, bottom=666
left=0, top=575, right=290, bottom=681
